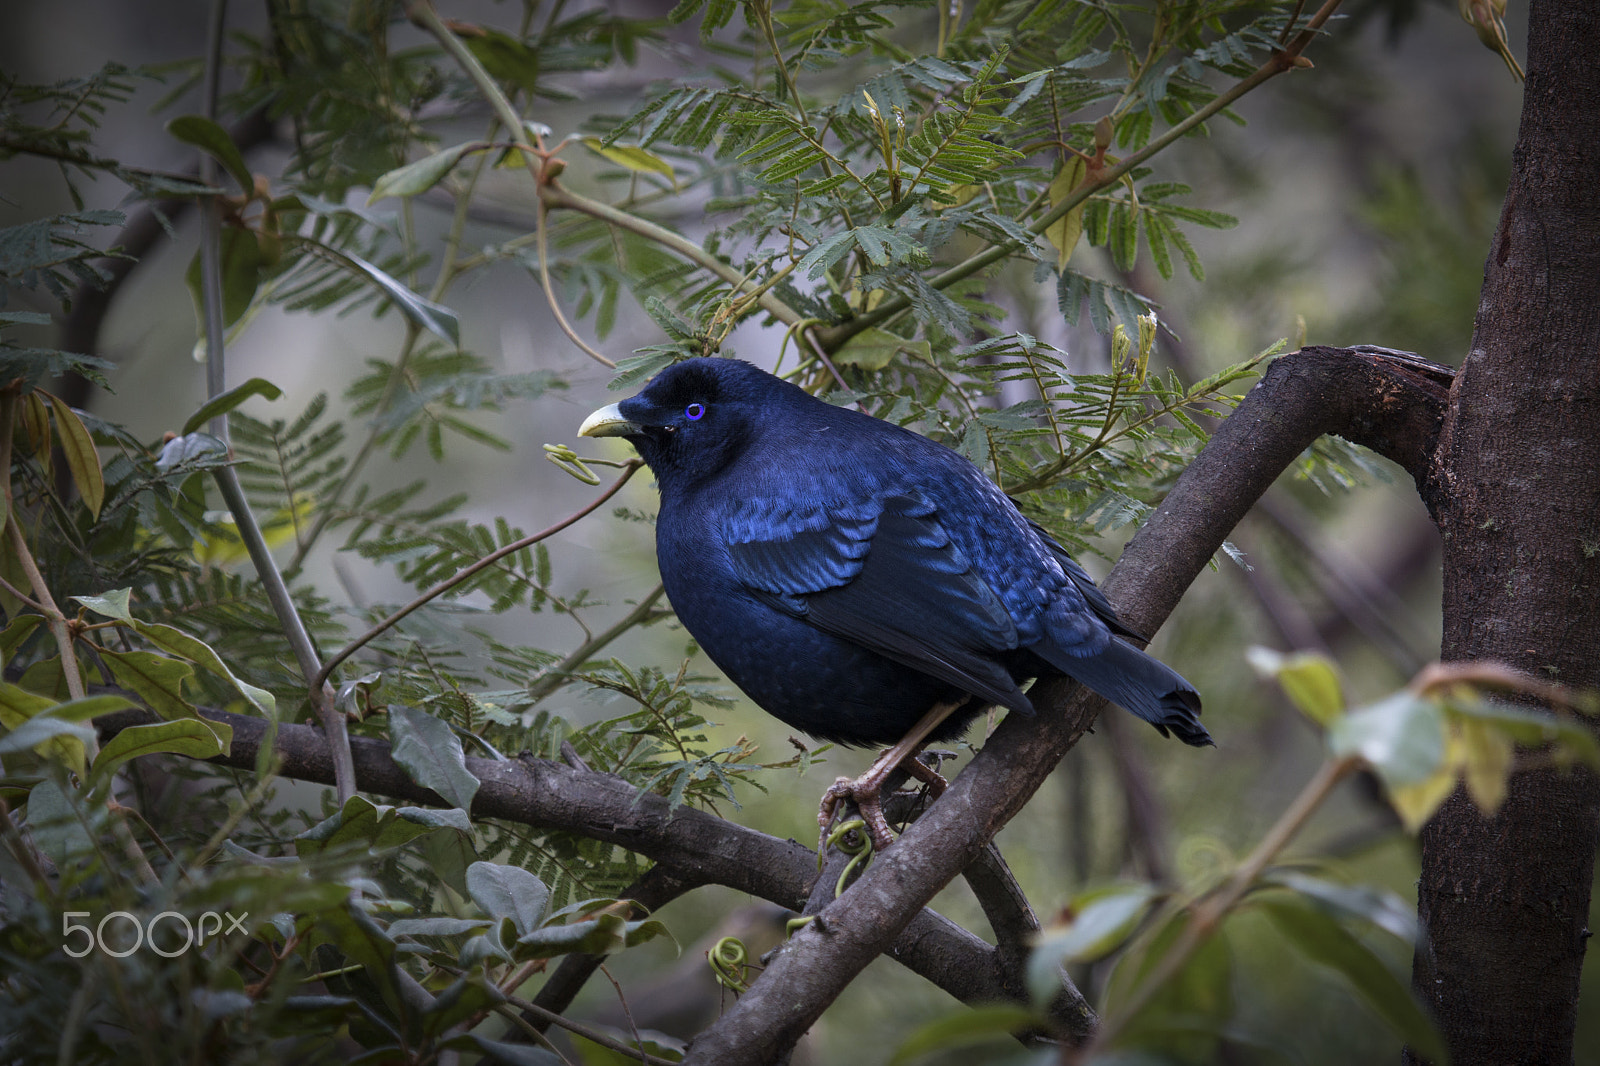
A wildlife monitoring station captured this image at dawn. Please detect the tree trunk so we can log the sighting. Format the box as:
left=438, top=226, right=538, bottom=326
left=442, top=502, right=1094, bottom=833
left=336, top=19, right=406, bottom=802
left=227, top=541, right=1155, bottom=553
left=1412, top=1, right=1600, bottom=1061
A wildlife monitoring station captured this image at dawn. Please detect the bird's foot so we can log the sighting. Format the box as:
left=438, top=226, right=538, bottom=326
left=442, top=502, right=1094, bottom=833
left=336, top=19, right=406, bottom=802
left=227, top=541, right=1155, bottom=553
left=903, top=749, right=953, bottom=796
left=819, top=774, right=896, bottom=853
left=817, top=749, right=954, bottom=853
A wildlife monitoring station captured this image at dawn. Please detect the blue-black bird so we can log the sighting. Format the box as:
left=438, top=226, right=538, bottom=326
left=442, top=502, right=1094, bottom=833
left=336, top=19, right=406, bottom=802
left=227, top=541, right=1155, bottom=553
left=580, top=357, right=1208, bottom=848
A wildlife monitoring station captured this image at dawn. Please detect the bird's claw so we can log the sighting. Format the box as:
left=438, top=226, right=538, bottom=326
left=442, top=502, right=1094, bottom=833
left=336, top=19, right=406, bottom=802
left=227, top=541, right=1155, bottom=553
left=818, top=750, right=954, bottom=854
left=819, top=775, right=897, bottom=853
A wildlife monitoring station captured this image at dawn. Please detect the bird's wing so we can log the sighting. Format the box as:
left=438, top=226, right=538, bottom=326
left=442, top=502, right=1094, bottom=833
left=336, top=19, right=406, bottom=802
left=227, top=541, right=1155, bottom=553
left=724, top=493, right=1030, bottom=712
left=1025, top=518, right=1148, bottom=641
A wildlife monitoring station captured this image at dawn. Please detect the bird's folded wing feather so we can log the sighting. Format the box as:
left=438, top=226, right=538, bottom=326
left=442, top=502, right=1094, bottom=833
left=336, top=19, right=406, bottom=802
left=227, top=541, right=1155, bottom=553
left=724, top=493, right=1030, bottom=711
left=1025, top=518, right=1147, bottom=641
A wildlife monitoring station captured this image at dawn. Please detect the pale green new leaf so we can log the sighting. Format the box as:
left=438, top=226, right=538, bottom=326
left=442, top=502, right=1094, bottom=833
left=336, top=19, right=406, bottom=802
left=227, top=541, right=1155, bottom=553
left=368, top=142, right=487, bottom=203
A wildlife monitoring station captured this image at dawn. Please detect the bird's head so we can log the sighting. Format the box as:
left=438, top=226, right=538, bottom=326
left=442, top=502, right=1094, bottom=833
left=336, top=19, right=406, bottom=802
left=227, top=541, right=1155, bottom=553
left=579, top=358, right=789, bottom=489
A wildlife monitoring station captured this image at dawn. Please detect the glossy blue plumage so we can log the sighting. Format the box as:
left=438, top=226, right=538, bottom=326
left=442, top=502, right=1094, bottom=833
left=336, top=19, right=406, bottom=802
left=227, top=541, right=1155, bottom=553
left=592, top=357, right=1209, bottom=749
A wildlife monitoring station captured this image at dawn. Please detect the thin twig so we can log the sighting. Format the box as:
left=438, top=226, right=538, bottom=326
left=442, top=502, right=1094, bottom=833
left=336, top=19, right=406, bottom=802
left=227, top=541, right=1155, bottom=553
left=541, top=182, right=806, bottom=331
left=491, top=1005, right=577, bottom=1064
left=597, top=963, right=648, bottom=1064
left=110, top=810, right=159, bottom=886
left=421, top=6, right=793, bottom=332
left=312, top=460, right=643, bottom=690
left=0, top=571, right=46, bottom=613
left=503, top=993, right=679, bottom=1066
left=536, top=199, right=616, bottom=368
left=0, top=797, right=54, bottom=897
left=524, top=582, right=668, bottom=705
left=802, top=327, right=855, bottom=396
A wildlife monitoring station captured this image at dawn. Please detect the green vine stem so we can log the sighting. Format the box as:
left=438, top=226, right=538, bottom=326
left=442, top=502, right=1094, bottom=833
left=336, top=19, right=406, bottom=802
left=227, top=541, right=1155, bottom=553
left=523, top=581, right=668, bottom=706
left=311, top=459, right=643, bottom=692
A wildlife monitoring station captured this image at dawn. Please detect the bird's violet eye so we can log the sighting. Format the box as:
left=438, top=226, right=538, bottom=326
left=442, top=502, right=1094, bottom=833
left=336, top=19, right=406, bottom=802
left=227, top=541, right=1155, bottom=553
left=685, top=402, right=706, bottom=421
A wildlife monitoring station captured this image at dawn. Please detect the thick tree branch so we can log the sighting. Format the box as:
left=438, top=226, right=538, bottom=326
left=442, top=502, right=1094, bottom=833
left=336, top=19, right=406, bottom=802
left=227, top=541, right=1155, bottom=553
left=90, top=706, right=1026, bottom=1013
left=680, top=344, right=1453, bottom=1064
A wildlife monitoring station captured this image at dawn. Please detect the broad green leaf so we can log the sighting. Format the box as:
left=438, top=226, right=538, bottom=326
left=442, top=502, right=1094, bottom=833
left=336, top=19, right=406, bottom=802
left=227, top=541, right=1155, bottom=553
left=296, top=796, right=471, bottom=858
left=368, top=142, right=485, bottom=203
left=1045, top=155, right=1088, bottom=270
left=21, top=392, right=50, bottom=461
left=42, top=392, right=103, bottom=518
left=1329, top=691, right=1446, bottom=787
left=580, top=137, right=676, bottom=181
left=889, top=1004, right=1038, bottom=1065
left=75, top=594, right=275, bottom=717
left=1387, top=764, right=1458, bottom=832
left=420, top=974, right=506, bottom=1039
left=387, top=917, right=493, bottom=940
left=418, top=822, right=477, bottom=898
left=1028, top=884, right=1158, bottom=1002
left=99, top=649, right=198, bottom=720
left=1103, top=910, right=1234, bottom=1027
left=129, top=621, right=276, bottom=717
left=0, top=714, right=96, bottom=756
left=73, top=588, right=133, bottom=622
left=183, top=869, right=347, bottom=931
left=1265, top=872, right=1418, bottom=942
left=35, top=693, right=139, bottom=723
left=1247, top=646, right=1345, bottom=726
left=459, top=927, right=516, bottom=969
left=394, top=806, right=473, bottom=833
left=1458, top=717, right=1513, bottom=814
left=316, top=901, right=402, bottom=1015
left=389, top=705, right=480, bottom=811
left=1258, top=898, right=1446, bottom=1063
left=181, top=377, right=285, bottom=435
left=0, top=615, right=44, bottom=666
left=90, top=718, right=229, bottom=784
left=834, top=328, right=931, bottom=371
left=186, top=226, right=263, bottom=329
left=462, top=28, right=546, bottom=94
left=512, top=913, right=671, bottom=960
left=17, top=658, right=69, bottom=701
left=167, top=114, right=253, bottom=190
left=311, top=243, right=460, bottom=346
left=24, top=778, right=96, bottom=867
left=1446, top=695, right=1600, bottom=768
left=467, top=861, right=549, bottom=939
left=0, top=681, right=116, bottom=771
left=0, top=680, right=58, bottom=727
left=0, top=681, right=88, bottom=770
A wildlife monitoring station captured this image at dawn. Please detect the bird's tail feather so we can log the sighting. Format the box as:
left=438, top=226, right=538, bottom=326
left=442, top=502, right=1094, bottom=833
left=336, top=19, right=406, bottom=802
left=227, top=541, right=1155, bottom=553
left=1054, top=638, right=1212, bottom=747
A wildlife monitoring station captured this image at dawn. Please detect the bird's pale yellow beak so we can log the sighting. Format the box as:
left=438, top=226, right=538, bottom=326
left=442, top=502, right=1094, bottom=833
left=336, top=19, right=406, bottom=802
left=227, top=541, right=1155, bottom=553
left=578, top=403, right=640, bottom=439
